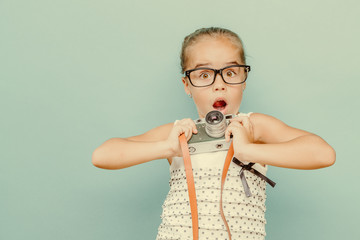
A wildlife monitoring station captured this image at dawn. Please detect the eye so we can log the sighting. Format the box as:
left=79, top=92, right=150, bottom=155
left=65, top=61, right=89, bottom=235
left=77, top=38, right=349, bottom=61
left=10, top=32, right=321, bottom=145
left=200, top=73, right=209, bottom=79
left=199, top=71, right=212, bottom=79
left=225, top=70, right=236, bottom=77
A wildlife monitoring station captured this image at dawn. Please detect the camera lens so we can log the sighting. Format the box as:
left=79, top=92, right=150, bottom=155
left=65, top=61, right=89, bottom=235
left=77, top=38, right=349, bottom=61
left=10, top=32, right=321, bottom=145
left=205, top=110, right=227, bottom=138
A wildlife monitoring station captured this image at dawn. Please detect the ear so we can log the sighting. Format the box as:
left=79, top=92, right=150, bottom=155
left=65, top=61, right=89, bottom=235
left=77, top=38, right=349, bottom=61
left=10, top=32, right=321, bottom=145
left=182, top=77, right=191, bottom=95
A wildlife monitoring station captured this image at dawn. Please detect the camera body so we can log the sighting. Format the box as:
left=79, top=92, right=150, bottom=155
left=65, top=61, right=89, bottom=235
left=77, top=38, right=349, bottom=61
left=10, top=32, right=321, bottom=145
left=188, top=110, right=235, bottom=155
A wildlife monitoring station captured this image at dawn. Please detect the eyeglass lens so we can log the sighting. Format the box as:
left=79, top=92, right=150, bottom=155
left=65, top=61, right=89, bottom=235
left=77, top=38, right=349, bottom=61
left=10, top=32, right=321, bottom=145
left=189, top=66, right=247, bottom=87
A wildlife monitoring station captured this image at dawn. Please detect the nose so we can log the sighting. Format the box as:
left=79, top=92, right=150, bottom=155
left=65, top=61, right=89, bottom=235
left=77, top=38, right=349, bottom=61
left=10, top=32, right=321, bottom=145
left=212, top=72, right=226, bottom=91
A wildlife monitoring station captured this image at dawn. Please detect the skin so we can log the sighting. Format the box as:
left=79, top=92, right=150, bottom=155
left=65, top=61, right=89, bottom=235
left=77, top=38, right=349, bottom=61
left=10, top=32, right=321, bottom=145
left=92, top=35, right=336, bottom=170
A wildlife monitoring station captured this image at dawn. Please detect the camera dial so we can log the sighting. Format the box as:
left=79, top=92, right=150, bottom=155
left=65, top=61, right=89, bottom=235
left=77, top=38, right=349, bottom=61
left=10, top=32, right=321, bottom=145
left=205, top=110, right=227, bottom=138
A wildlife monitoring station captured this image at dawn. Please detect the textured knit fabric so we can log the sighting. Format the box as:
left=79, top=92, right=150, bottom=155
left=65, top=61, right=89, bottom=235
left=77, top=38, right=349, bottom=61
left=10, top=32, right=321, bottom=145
left=156, top=114, right=268, bottom=240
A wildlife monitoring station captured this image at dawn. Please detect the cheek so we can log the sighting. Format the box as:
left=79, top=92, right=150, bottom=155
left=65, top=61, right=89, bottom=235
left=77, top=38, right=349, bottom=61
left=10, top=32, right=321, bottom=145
left=191, top=90, right=211, bottom=109
left=230, top=89, right=244, bottom=104
left=192, top=94, right=207, bottom=105
left=230, top=87, right=242, bottom=96
left=191, top=88, right=206, bottom=100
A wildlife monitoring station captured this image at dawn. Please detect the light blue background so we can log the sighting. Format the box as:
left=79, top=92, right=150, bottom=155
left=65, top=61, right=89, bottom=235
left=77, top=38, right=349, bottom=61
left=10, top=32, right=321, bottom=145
left=1, top=0, right=359, bottom=239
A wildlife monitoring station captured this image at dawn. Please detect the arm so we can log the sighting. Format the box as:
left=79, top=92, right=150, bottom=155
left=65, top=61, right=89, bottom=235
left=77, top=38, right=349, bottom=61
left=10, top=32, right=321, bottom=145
left=231, top=113, right=336, bottom=170
left=92, top=123, right=174, bottom=169
left=92, top=119, right=198, bottom=170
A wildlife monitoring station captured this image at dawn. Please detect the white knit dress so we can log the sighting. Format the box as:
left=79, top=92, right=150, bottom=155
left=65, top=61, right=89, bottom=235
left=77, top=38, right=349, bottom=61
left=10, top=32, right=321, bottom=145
left=156, top=139, right=268, bottom=239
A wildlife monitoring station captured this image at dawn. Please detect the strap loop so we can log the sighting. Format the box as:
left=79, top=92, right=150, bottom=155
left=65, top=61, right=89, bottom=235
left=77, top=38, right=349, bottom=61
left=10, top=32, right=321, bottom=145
left=232, top=157, right=276, bottom=198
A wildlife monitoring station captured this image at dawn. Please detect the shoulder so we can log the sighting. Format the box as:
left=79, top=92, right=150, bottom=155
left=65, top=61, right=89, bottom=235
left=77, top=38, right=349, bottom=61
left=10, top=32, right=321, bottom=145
left=127, top=122, right=173, bottom=142
left=249, top=112, right=312, bottom=143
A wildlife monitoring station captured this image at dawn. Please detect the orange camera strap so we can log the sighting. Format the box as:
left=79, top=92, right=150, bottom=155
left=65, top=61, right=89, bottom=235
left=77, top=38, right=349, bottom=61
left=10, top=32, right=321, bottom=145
left=220, top=141, right=234, bottom=240
left=179, top=134, right=199, bottom=240
left=179, top=134, right=233, bottom=240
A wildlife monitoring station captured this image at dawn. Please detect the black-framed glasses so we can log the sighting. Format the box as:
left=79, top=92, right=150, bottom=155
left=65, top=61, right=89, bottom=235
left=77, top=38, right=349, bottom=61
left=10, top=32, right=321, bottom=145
left=184, top=65, right=251, bottom=87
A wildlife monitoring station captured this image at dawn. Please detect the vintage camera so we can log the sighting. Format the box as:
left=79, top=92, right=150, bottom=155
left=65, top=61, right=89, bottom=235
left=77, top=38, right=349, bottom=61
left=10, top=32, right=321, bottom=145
left=188, top=110, right=235, bottom=155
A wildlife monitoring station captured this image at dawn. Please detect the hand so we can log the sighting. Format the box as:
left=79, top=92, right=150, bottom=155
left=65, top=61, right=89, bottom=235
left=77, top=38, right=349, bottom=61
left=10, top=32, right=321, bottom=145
left=166, top=118, right=198, bottom=157
left=225, top=115, right=254, bottom=157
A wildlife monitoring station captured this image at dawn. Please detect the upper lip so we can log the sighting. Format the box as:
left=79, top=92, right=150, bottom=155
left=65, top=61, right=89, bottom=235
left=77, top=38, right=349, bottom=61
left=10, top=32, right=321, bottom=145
left=213, top=97, right=227, bottom=104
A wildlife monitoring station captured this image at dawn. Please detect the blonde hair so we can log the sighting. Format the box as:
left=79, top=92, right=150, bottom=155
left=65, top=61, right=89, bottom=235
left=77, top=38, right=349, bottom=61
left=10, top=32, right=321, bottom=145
left=180, top=27, right=246, bottom=73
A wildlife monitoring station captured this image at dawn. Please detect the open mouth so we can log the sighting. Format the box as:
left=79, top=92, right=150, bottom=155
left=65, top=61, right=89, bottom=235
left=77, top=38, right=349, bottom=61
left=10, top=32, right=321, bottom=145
left=212, top=99, right=227, bottom=111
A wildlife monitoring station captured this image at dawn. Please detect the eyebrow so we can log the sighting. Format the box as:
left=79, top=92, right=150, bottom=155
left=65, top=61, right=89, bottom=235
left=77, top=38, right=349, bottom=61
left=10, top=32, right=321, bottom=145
left=193, top=61, right=241, bottom=69
left=225, top=61, right=241, bottom=66
left=193, top=63, right=211, bottom=69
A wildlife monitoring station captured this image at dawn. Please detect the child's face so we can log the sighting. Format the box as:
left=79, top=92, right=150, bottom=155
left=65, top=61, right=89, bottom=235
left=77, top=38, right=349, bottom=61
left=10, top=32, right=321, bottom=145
left=182, top=36, right=245, bottom=118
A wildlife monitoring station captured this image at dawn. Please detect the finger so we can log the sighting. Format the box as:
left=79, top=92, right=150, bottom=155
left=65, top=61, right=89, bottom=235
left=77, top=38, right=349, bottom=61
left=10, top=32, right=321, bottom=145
left=184, top=120, right=196, bottom=136
left=241, top=117, right=250, bottom=129
left=188, top=128, right=195, bottom=141
left=231, top=116, right=245, bottom=124
left=191, top=121, right=198, bottom=134
left=177, top=126, right=186, bottom=137
left=236, top=117, right=254, bottom=141
left=180, top=125, right=187, bottom=137
left=226, top=122, right=243, bottom=141
left=225, top=126, right=232, bottom=142
left=177, top=119, right=197, bottom=134
left=228, top=120, right=241, bottom=129
left=180, top=124, right=189, bottom=139
left=231, top=116, right=250, bottom=131
left=184, top=119, right=197, bottom=132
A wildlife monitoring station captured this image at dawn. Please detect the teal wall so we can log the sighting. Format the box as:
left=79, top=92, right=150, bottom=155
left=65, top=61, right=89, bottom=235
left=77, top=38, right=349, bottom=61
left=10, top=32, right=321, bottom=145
left=1, top=0, right=359, bottom=239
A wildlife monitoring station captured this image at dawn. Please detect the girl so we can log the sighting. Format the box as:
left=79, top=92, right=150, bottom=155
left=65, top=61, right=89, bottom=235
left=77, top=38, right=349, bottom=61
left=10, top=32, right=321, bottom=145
left=92, top=27, right=336, bottom=240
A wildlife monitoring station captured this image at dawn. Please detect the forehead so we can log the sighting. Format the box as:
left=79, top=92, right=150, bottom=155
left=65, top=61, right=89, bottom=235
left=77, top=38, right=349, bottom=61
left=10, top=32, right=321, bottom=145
left=186, top=36, right=242, bottom=69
